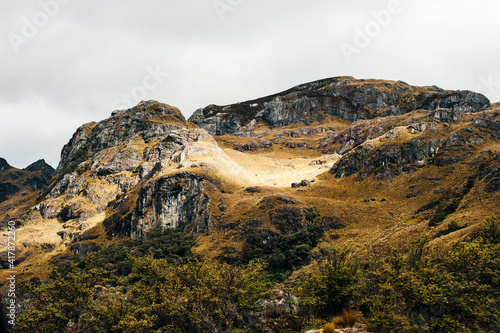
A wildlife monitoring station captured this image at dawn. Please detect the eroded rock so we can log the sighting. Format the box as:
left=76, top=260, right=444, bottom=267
left=130, top=172, right=217, bottom=237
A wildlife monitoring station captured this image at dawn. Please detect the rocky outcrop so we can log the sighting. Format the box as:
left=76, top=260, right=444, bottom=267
left=22, top=159, right=55, bottom=189
left=433, top=127, right=486, bottom=166
left=331, top=130, right=444, bottom=179
left=320, top=120, right=392, bottom=154
left=473, top=107, right=500, bottom=136
left=55, top=100, right=187, bottom=176
left=330, top=117, right=495, bottom=179
left=189, top=77, right=489, bottom=135
left=46, top=100, right=213, bottom=200
left=24, top=159, right=55, bottom=175
left=130, top=172, right=217, bottom=238
left=320, top=108, right=475, bottom=155
left=189, top=108, right=241, bottom=136
left=0, top=158, right=11, bottom=171
left=25, top=99, right=229, bottom=247
left=69, top=242, right=101, bottom=258
left=430, top=108, right=461, bottom=123
left=257, top=288, right=299, bottom=315
left=39, top=200, right=61, bottom=219
left=234, top=140, right=273, bottom=152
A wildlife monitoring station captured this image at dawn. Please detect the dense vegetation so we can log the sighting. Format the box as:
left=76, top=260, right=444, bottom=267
left=240, top=224, right=324, bottom=280
left=5, top=217, right=500, bottom=332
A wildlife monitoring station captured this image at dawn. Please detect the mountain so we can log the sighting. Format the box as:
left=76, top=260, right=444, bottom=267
left=0, top=78, right=499, bottom=332
left=2, top=77, right=499, bottom=270
left=189, top=77, right=489, bottom=135
left=0, top=158, right=55, bottom=226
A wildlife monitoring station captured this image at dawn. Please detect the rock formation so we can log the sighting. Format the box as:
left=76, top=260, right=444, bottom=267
left=189, top=77, right=489, bottom=135
left=26, top=100, right=224, bottom=248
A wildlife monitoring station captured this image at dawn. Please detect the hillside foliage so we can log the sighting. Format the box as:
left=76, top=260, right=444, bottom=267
left=4, top=216, right=500, bottom=332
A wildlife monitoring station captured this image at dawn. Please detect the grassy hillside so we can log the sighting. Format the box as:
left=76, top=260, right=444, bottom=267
left=0, top=89, right=498, bottom=332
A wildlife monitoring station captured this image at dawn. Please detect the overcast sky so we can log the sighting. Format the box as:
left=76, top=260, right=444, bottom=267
left=1, top=0, right=499, bottom=169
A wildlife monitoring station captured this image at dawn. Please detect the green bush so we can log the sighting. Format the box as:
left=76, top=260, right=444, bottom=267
left=293, top=246, right=358, bottom=318
left=481, top=216, right=500, bottom=244
left=358, top=222, right=500, bottom=332
left=13, top=216, right=500, bottom=333
left=241, top=225, right=324, bottom=280
left=85, top=227, right=196, bottom=281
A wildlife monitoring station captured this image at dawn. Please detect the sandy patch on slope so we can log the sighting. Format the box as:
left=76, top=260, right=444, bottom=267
left=221, top=149, right=340, bottom=187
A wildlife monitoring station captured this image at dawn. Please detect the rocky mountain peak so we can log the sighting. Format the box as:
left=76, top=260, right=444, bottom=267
left=0, top=158, right=11, bottom=171
left=0, top=158, right=56, bottom=204
left=189, top=77, right=490, bottom=136
left=111, top=100, right=186, bottom=123
left=24, top=159, right=55, bottom=174
left=38, top=98, right=223, bottom=239
left=0, top=76, right=499, bottom=333
left=55, top=100, right=188, bottom=175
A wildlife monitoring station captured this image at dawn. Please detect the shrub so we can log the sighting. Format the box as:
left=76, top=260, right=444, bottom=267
left=241, top=225, right=324, bottom=280
left=293, top=247, right=358, bottom=318
left=323, top=322, right=336, bottom=333
left=333, top=308, right=361, bottom=328
left=305, top=206, right=320, bottom=222
left=481, top=216, right=500, bottom=244
left=436, top=220, right=463, bottom=237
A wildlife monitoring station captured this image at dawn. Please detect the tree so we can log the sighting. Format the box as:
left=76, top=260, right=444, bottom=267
left=12, top=260, right=105, bottom=333
left=127, top=256, right=269, bottom=332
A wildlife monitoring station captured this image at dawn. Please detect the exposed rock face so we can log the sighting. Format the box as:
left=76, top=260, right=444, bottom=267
left=39, top=201, right=61, bottom=219
left=29, top=100, right=224, bottom=243
left=69, top=242, right=101, bottom=258
left=24, top=159, right=55, bottom=174
left=46, top=100, right=212, bottom=200
left=331, top=135, right=444, bottom=179
left=319, top=119, right=392, bottom=154
left=431, top=108, right=461, bottom=123
left=55, top=100, right=187, bottom=176
left=330, top=107, right=499, bottom=179
left=0, top=158, right=11, bottom=171
left=257, top=288, right=299, bottom=315
left=234, top=140, right=273, bottom=152
left=189, top=77, right=489, bottom=135
left=131, top=172, right=216, bottom=238
left=473, top=107, right=500, bottom=136
left=189, top=108, right=241, bottom=136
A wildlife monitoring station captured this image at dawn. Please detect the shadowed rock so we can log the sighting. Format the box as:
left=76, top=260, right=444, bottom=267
left=189, top=77, right=489, bottom=135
